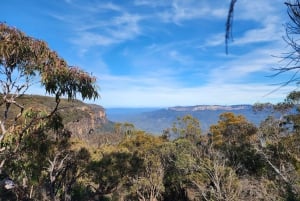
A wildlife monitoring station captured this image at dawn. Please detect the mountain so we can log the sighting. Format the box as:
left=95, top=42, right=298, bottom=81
left=169, top=105, right=252, bottom=111
left=106, top=105, right=275, bottom=135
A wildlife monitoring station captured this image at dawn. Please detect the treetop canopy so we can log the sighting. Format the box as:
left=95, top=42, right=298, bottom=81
left=0, top=23, right=99, bottom=101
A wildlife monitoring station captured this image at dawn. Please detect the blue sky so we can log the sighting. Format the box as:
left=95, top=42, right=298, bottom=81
left=1, top=0, right=297, bottom=107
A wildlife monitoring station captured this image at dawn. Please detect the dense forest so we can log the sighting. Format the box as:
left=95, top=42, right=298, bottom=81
left=1, top=1, right=300, bottom=200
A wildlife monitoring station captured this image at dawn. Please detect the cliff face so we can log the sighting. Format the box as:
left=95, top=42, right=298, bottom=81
left=62, top=104, right=109, bottom=139
left=0, top=95, right=112, bottom=146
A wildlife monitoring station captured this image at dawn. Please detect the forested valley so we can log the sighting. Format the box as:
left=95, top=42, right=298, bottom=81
left=1, top=1, right=300, bottom=200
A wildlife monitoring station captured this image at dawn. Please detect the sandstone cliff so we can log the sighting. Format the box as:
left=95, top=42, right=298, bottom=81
left=64, top=103, right=109, bottom=139
left=0, top=95, right=111, bottom=140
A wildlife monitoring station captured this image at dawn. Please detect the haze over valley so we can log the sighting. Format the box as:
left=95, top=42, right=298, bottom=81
left=106, top=104, right=276, bottom=134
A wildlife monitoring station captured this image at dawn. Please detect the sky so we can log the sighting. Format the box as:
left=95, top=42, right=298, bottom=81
left=1, top=0, right=298, bottom=107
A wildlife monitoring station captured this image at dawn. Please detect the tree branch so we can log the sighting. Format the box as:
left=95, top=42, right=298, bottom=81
left=225, top=0, right=238, bottom=54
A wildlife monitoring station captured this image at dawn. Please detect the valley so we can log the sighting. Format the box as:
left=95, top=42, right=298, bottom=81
left=106, top=104, right=275, bottom=134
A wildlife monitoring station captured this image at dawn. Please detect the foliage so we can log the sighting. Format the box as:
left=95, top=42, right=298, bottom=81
left=209, top=112, right=257, bottom=147
left=171, top=115, right=202, bottom=143
left=0, top=23, right=98, bottom=101
left=0, top=23, right=99, bottom=200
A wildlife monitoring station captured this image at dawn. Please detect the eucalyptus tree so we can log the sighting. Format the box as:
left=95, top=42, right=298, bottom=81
left=0, top=23, right=98, bottom=200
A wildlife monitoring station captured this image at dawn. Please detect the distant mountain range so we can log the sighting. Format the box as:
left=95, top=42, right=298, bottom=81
left=168, top=105, right=252, bottom=111
left=106, top=105, right=276, bottom=135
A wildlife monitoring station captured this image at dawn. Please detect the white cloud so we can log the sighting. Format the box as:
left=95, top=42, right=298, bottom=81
left=157, top=0, right=228, bottom=24
left=96, top=56, right=296, bottom=107
left=71, top=32, right=117, bottom=47
left=98, top=79, right=294, bottom=107
left=133, top=0, right=169, bottom=7
left=49, top=2, right=144, bottom=54
left=108, top=13, right=142, bottom=40
left=99, top=73, right=181, bottom=90
left=168, top=50, right=195, bottom=65
left=204, top=1, right=285, bottom=48
left=235, top=0, right=284, bottom=22
left=203, top=33, right=225, bottom=47
left=210, top=1, right=287, bottom=48
left=95, top=2, right=122, bottom=12
left=49, top=1, right=231, bottom=54
left=232, top=19, right=284, bottom=46
left=65, top=1, right=122, bottom=13
left=74, top=12, right=142, bottom=49
left=71, top=12, right=142, bottom=51
left=208, top=44, right=286, bottom=84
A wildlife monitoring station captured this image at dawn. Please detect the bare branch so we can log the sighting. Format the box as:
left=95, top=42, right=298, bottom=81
left=255, top=147, right=290, bottom=184
left=271, top=1, right=300, bottom=87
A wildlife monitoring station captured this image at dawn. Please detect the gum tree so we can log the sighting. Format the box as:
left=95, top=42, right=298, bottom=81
left=0, top=23, right=98, bottom=196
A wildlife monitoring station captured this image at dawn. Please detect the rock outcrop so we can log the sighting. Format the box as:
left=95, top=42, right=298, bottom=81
left=64, top=104, right=109, bottom=139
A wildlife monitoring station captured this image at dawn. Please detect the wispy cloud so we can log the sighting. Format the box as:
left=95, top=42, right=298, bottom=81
left=99, top=72, right=182, bottom=90
left=233, top=18, right=284, bottom=46
left=97, top=51, right=295, bottom=107
left=157, top=0, right=228, bottom=24
left=95, top=2, right=122, bottom=12
left=46, top=0, right=293, bottom=107
left=133, top=0, right=169, bottom=7
left=208, top=44, right=286, bottom=84
left=235, top=0, right=284, bottom=22
left=205, top=21, right=283, bottom=48
left=50, top=0, right=230, bottom=54
left=72, top=12, right=142, bottom=52
left=201, top=1, right=288, bottom=87
left=48, top=2, right=144, bottom=54
left=108, top=13, right=142, bottom=40
left=204, top=1, right=285, bottom=48
left=203, top=33, right=225, bottom=47
left=98, top=75, right=295, bottom=107
left=71, top=32, right=117, bottom=47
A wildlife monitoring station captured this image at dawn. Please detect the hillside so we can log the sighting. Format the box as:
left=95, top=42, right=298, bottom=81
left=106, top=105, right=276, bottom=134
left=0, top=95, right=113, bottom=139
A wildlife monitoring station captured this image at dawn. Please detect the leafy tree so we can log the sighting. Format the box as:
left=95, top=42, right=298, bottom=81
left=87, top=131, right=166, bottom=200
left=251, top=90, right=300, bottom=199
left=128, top=151, right=165, bottom=201
left=119, top=131, right=165, bottom=200
left=113, top=122, right=135, bottom=138
left=88, top=149, right=137, bottom=200
left=0, top=23, right=98, bottom=200
left=257, top=123, right=300, bottom=199
left=192, top=151, right=242, bottom=201
left=209, top=112, right=263, bottom=175
left=160, top=139, right=197, bottom=201
left=256, top=113, right=300, bottom=199
left=209, top=112, right=257, bottom=147
left=171, top=115, right=202, bottom=143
